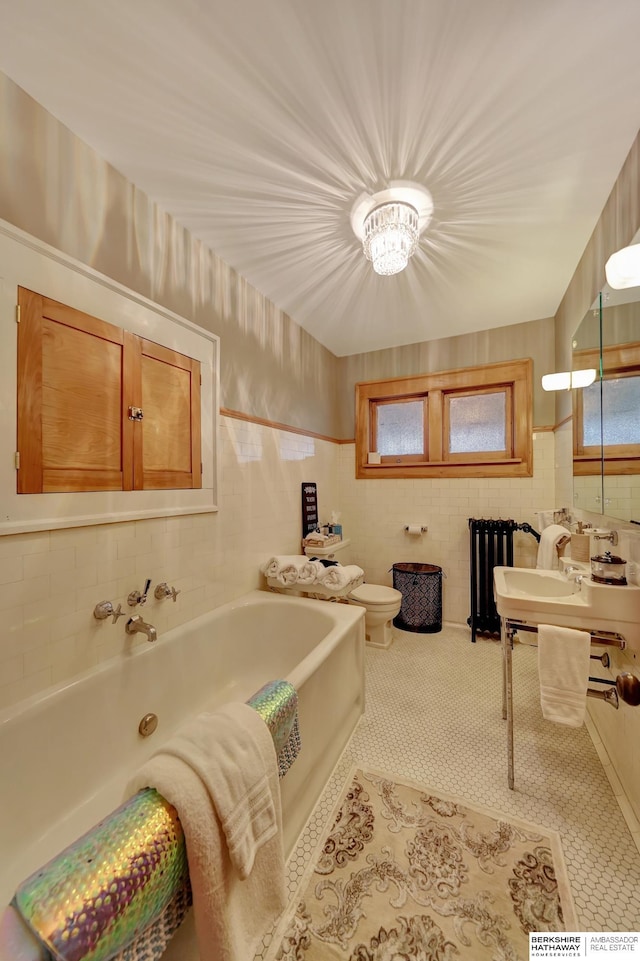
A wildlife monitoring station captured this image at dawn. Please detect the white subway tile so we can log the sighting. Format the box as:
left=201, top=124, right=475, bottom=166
left=23, top=548, right=76, bottom=578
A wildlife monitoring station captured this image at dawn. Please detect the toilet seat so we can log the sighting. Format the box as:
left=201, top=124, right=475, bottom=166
left=349, top=584, right=402, bottom=608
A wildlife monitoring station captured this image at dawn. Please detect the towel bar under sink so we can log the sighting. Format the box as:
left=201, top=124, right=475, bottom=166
left=500, top=617, right=626, bottom=790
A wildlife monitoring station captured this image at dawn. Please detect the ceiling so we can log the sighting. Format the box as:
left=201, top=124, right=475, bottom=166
left=2, top=0, right=640, bottom=357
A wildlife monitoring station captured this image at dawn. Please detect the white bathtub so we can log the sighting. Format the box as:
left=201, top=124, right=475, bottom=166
left=0, top=590, right=365, bottom=958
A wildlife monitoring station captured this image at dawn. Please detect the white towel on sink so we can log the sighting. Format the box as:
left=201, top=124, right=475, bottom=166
left=538, top=624, right=591, bottom=727
left=535, top=524, right=570, bottom=570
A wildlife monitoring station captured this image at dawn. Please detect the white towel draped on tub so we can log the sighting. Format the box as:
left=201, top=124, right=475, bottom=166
left=127, top=702, right=286, bottom=961
left=535, top=524, right=570, bottom=570
left=538, top=624, right=591, bottom=727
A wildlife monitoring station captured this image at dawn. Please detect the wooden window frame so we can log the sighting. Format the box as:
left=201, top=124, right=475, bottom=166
left=371, top=395, right=428, bottom=464
left=355, top=359, right=532, bottom=479
left=443, top=385, right=513, bottom=463
left=573, top=341, right=640, bottom=477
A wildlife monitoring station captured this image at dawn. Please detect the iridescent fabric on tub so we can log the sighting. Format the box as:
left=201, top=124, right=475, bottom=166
left=11, top=680, right=300, bottom=961
left=13, top=789, right=189, bottom=961
left=248, top=679, right=301, bottom=776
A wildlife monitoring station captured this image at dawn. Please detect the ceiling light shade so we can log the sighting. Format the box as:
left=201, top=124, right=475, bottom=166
left=351, top=182, right=433, bottom=277
left=541, top=368, right=597, bottom=391
left=362, top=202, right=419, bottom=276
left=605, top=243, right=640, bottom=289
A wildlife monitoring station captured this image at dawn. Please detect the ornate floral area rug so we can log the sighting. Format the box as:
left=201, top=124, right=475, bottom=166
left=267, top=767, right=577, bottom=961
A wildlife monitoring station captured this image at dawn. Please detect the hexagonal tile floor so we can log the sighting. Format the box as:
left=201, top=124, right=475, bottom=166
left=255, top=624, right=640, bottom=957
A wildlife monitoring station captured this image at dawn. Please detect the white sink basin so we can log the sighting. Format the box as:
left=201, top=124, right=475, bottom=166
left=493, top=565, right=640, bottom=632
left=500, top=569, right=580, bottom=598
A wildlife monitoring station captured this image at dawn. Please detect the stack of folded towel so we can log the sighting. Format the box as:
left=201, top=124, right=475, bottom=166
left=261, top=555, right=364, bottom=591
left=315, top=564, right=365, bottom=590
left=261, top=555, right=324, bottom=586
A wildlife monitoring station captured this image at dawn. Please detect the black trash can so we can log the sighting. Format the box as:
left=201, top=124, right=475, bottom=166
left=392, top=563, right=443, bottom=633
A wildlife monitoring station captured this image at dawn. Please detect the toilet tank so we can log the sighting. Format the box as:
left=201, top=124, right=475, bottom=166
left=304, top=538, right=354, bottom=565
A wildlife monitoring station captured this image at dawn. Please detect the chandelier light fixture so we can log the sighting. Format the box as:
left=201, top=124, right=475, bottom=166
left=351, top=182, right=433, bottom=277
left=362, top=201, right=419, bottom=276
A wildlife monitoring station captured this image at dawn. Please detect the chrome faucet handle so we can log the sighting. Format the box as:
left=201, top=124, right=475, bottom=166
left=93, top=601, right=127, bottom=624
left=154, top=582, right=181, bottom=602
left=128, top=578, right=152, bottom=607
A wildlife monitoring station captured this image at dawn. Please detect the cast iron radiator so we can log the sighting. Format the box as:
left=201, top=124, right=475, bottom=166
left=467, top=518, right=541, bottom=642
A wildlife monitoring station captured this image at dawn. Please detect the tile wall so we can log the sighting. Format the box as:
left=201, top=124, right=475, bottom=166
left=0, top=416, right=340, bottom=714
left=337, top=431, right=556, bottom=625
left=0, top=424, right=554, bottom=713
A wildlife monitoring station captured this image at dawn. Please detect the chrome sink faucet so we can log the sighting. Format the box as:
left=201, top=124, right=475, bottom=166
left=563, top=565, right=584, bottom=587
left=125, top=615, right=158, bottom=643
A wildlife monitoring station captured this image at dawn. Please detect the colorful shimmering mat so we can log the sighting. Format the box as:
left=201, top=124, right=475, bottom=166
left=249, top=679, right=301, bottom=777
left=12, top=681, right=300, bottom=961
left=13, top=789, right=188, bottom=961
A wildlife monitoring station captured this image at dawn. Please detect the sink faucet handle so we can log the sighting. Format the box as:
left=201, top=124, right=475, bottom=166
left=128, top=579, right=153, bottom=607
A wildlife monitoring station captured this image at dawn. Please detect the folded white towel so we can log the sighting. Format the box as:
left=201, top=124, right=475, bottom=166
left=538, top=624, right=591, bottom=727
left=280, top=559, right=324, bottom=586
left=535, top=524, right=569, bottom=570
left=261, top=555, right=322, bottom=585
left=127, top=703, right=286, bottom=961
left=261, top=555, right=306, bottom=578
left=316, top=564, right=364, bottom=590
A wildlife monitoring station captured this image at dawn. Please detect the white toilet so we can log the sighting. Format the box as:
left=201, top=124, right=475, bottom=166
left=303, top=539, right=402, bottom=649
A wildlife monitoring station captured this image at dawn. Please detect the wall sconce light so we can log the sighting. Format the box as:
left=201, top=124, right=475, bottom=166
left=605, top=243, right=640, bottom=289
left=541, top=368, right=597, bottom=391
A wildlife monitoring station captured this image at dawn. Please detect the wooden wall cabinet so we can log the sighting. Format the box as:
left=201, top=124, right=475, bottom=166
left=17, top=287, right=202, bottom=494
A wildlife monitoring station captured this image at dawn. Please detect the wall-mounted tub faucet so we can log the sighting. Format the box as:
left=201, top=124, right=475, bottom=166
left=125, top=615, right=158, bottom=643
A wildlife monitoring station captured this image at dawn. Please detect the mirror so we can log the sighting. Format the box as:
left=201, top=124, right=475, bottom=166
left=572, top=232, right=640, bottom=523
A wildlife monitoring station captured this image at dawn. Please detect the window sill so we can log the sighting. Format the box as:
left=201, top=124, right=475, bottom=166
left=356, top=458, right=529, bottom=480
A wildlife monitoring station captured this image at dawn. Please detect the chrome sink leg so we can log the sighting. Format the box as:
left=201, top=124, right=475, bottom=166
left=501, top=618, right=515, bottom=790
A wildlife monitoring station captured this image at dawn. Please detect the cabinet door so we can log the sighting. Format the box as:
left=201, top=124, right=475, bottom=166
left=136, top=339, right=202, bottom=490
left=17, top=288, right=134, bottom=493
left=17, top=288, right=202, bottom=494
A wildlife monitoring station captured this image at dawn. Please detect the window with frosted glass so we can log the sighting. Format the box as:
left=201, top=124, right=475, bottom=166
left=376, top=400, right=424, bottom=455
left=449, top=391, right=506, bottom=453
left=602, top=376, right=640, bottom=446
left=581, top=381, right=602, bottom=447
